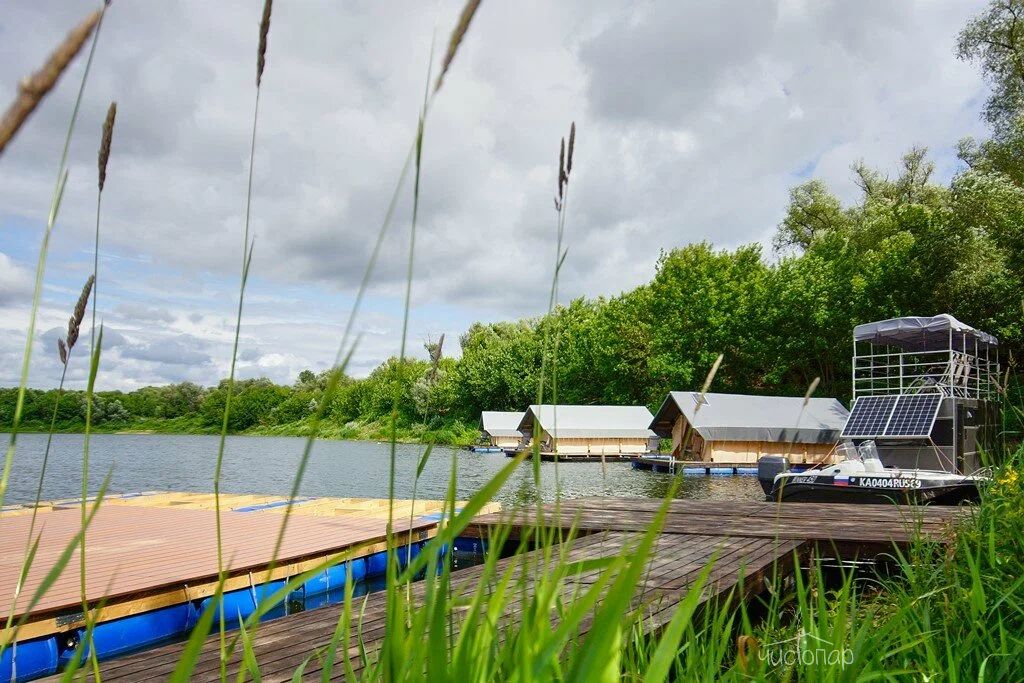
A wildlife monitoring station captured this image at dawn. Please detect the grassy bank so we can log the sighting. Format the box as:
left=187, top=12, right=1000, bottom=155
left=585, top=446, right=1024, bottom=680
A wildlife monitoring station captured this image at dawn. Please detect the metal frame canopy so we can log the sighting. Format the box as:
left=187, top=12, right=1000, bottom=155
left=852, top=314, right=1000, bottom=401
left=853, top=314, right=997, bottom=352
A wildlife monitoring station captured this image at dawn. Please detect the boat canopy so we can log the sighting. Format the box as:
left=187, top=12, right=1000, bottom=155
left=853, top=314, right=998, bottom=352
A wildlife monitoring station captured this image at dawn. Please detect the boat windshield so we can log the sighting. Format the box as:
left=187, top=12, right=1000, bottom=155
left=836, top=441, right=860, bottom=462
left=857, top=440, right=881, bottom=461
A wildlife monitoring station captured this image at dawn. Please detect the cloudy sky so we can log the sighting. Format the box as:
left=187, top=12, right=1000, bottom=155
left=0, top=0, right=991, bottom=390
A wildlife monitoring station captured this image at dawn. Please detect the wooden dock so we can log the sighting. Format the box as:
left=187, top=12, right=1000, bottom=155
left=1, top=493, right=496, bottom=646
left=507, top=451, right=638, bottom=462
left=67, top=497, right=963, bottom=681
left=463, top=497, right=961, bottom=558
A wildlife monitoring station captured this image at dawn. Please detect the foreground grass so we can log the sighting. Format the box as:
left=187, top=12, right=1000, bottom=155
left=725, top=448, right=1024, bottom=681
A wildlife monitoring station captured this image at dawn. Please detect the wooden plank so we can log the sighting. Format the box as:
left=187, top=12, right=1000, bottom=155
left=79, top=531, right=799, bottom=682
left=462, top=498, right=961, bottom=548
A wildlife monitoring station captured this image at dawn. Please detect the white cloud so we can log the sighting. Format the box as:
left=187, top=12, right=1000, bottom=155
left=0, top=252, right=33, bottom=306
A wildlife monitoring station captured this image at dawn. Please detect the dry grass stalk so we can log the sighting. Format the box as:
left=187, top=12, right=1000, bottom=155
left=802, top=376, right=820, bottom=405
left=434, top=0, right=482, bottom=93
left=0, top=9, right=102, bottom=156
left=257, top=0, right=273, bottom=86
left=97, top=101, right=116, bottom=191
left=428, top=333, right=445, bottom=380
left=65, top=275, right=95, bottom=352
left=694, top=353, right=724, bottom=416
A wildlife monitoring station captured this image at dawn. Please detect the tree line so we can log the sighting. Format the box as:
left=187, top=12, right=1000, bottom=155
left=4, top=1, right=1024, bottom=443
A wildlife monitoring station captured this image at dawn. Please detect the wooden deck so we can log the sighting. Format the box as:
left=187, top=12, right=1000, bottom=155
left=1, top=495, right=496, bottom=645
left=71, top=531, right=801, bottom=682
left=1, top=491, right=459, bottom=520
left=67, top=497, right=963, bottom=681
left=463, top=497, right=962, bottom=557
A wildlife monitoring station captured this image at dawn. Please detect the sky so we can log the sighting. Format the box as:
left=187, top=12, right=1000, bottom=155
left=0, top=0, right=993, bottom=391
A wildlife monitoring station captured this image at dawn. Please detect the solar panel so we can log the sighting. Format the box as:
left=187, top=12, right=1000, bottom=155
left=841, top=396, right=898, bottom=438
left=884, top=394, right=941, bottom=437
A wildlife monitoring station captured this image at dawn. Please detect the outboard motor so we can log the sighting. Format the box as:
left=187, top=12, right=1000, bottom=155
left=757, top=455, right=790, bottom=496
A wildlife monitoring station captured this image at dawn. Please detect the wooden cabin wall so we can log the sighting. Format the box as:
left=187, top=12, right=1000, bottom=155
left=670, top=415, right=704, bottom=456
left=669, top=414, right=836, bottom=463
left=702, top=440, right=837, bottom=464
left=489, top=435, right=520, bottom=448
left=549, top=436, right=651, bottom=455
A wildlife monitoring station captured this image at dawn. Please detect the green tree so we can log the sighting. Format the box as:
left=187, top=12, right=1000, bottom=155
left=773, top=180, right=849, bottom=253
left=647, top=243, right=768, bottom=397
left=455, top=321, right=543, bottom=417
left=958, top=0, right=1024, bottom=136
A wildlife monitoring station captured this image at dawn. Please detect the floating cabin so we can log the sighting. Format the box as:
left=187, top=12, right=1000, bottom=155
left=479, top=411, right=524, bottom=450
left=649, top=392, right=850, bottom=464
left=516, top=405, right=657, bottom=459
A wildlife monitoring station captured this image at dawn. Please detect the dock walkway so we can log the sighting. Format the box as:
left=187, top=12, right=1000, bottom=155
left=72, top=497, right=962, bottom=681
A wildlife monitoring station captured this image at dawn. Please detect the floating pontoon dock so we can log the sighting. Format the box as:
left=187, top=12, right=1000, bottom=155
left=1, top=492, right=497, bottom=680
left=631, top=456, right=817, bottom=475
left=513, top=451, right=637, bottom=462
left=68, top=497, right=962, bottom=681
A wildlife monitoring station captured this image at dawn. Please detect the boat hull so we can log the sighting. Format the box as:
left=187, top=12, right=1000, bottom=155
left=767, top=475, right=980, bottom=505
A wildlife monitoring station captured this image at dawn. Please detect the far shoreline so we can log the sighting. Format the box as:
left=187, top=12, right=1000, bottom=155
left=3, top=424, right=473, bottom=448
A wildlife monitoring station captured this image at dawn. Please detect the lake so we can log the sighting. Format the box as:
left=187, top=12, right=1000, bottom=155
left=3, top=433, right=761, bottom=507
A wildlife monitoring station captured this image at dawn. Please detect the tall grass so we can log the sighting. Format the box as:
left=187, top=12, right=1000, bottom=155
left=210, top=0, right=271, bottom=672
left=1, top=4, right=110, bottom=675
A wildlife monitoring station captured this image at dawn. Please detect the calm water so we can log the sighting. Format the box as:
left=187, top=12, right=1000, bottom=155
left=3, top=433, right=761, bottom=507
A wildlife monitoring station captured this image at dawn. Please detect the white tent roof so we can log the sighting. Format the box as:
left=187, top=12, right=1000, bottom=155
left=853, top=314, right=997, bottom=351
left=519, top=405, right=656, bottom=439
left=650, top=392, right=849, bottom=444
left=480, top=411, right=524, bottom=437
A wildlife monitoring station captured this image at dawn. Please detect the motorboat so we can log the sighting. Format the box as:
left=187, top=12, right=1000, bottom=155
left=759, top=441, right=986, bottom=505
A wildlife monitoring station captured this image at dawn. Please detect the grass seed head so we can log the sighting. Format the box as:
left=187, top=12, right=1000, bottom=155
left=257, top=0, right=273, bottom=87
left=558, top=137, right=566, bottom=200
left=66, top=275, right=95, bottom=351
left=98, top=101, right=117, bottom=192
left=566, top=121, right=575, bottom=176
left=802, top=376, right=820, bottom=405
left=58, top=338, right=68, bottom=365
left=434, top=0, right=482, bottom=93
left=0, top=9, right=102, bottom=156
